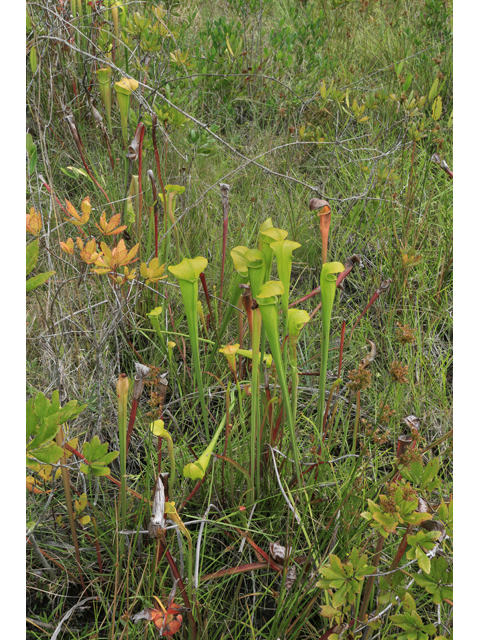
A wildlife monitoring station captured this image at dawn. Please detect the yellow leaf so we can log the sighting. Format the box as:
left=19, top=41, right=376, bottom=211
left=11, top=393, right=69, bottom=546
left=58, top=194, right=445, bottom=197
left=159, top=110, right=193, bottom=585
left=320, top=80, right=326, bottom=99
left=64, top=438, right=79, bottom=459
left=81, top=197, right=91, bottom=216
left=26, top=207, right=42, bottom=236
left=428, top=78, right=439, bottom=103
left=226, top=36, right=235, bottom=58
left=79, top=515, right=91, bottom=526
left=432, top=95, right=442, bottom=121
left=38, top=465, right=53, bottom=481
left=75, top=493, right=88, bottom=513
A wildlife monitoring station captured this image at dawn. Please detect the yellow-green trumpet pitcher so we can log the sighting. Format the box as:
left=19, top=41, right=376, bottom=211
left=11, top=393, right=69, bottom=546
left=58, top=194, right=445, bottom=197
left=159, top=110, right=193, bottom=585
left=114, top=77, right=139, bottom=148
left=183, top=414, right=226, bottom=481
left=318, top=261, right=344, bottom=436
left=168, top=257, right=210, bottom=439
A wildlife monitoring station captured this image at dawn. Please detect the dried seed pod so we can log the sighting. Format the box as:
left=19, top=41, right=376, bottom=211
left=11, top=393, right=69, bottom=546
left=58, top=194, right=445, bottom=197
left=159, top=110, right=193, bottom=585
left=360, top=339, right=377, bottom=367
left=402, top=415, right=420, bottom=430
left=309, top=198, right=330, bottom=213
left=269, top=541, right=292, bottom=565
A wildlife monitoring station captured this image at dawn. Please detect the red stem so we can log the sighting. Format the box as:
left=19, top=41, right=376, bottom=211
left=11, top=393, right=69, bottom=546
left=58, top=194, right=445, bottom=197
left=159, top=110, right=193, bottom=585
left=164, top=549, right=197, bottom=640
left=137, top=123, right=146, bottom=240
left=337, top=320, right=346, bottom=378
left=199, top=272, right=215, bottom=322
left=157, top=436, right=163, bottom=474
left=65, top=116, right=115, bottom=214
left=220, top=216, right=228, bottom=308
left=152, top=115, right=167, bottom=204
left=308, top=299, right=322, bottom=321
left=178, top=474, right=208, bottom=512
left=63, top=443, right=147, bottom=502
left=147, top=170, right=160, bottom=258
left=125, top=398, right=139, bottom=451
left=289, top=285, right=321, bottom=308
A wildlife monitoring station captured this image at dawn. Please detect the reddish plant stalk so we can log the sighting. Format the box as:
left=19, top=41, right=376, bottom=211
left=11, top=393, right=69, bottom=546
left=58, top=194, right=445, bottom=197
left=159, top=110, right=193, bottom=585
left=91, top=517, right=104, bottom=584
left=199, top=272, right=215, bottom=323
left=320, top=620, right=355, bottom=640
left=167, top=301, right=189, bottom=372
left=126, top=398, right=139, bottom=452
left=357, top=535, right=385, bottom=629
left=164, top=549, right=197, bottom=639
left=64, top=113, right=115, bottom=214
left=349, top=279, right=392, bottom=340
left=201, top=562, right=271, bottom=582
left=238, top=310, right=244, bottom=380
left=55, top=427, right=86, bottom=591
left=26, top=537, right=78, bottom=581
left=335, top=255, right=362, bottom=289
left=157, top=437, right=163, bottom=475
left=271, top=399, right=284, bottom=447
left=288, top=285, right=321, bottom=308
left=178, top=474, right=208, bottom=512
left=219, top=183, right=230, bottom=316
left=41, top=181, right=72, bottom=216
left=221, top=391, right=231, bottom=505
left=136, top=123, right=146, bottom=248
left=241, top=288, right=253, bottom=341
left=63, top=443, right=147, bottom=503
left=337, top=320, right=346, bottom=378
left=148, top=170, right=160, bottom=258
left=308, top=299, right=322, bottom=321
left=152, top=115, right=167, bottom=203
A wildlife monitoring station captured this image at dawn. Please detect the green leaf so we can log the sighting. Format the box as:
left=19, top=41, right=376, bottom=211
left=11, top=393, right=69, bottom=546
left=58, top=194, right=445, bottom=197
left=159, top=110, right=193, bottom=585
left=83, top=435, right=108, bottom=461
left=81, top=436, right=118, bottom=476
left=28, top=147, right=37, bottom=174
left=331, top=581, right=348, bottom=608
left=400, top=461, right=423, bottom=485
left=421, top=457, right=440, bottom=489
left=26, top=399, right=38, bottom=440
left=403, top=74, right=412, bottom=92
left=26, top=239, right=39, bottom=275
left=372, top=510, right=398, bottom=532
left=406, top=511, right=432, bottom=526
left=428, top=78, right=439, bottom=102
left=90, top=464, right=113, bottom=477
left=27, top=271, right=55, bottom=292
left=61, top=166, right=80, bottom=179
left=26, top=133, right=34, bottom=153
left=329, top=554, right=345, bottom=576
left=403, top=591, right=416, bottom=613
left=30, top=46, right=37, bottom=74
left=319, top=605, right=340, bottom=618
left=416, top=548, right=431, bottom=574
left=47, top=390, right=60, bottom=416
left=29, top=442, right=64, bottom=464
